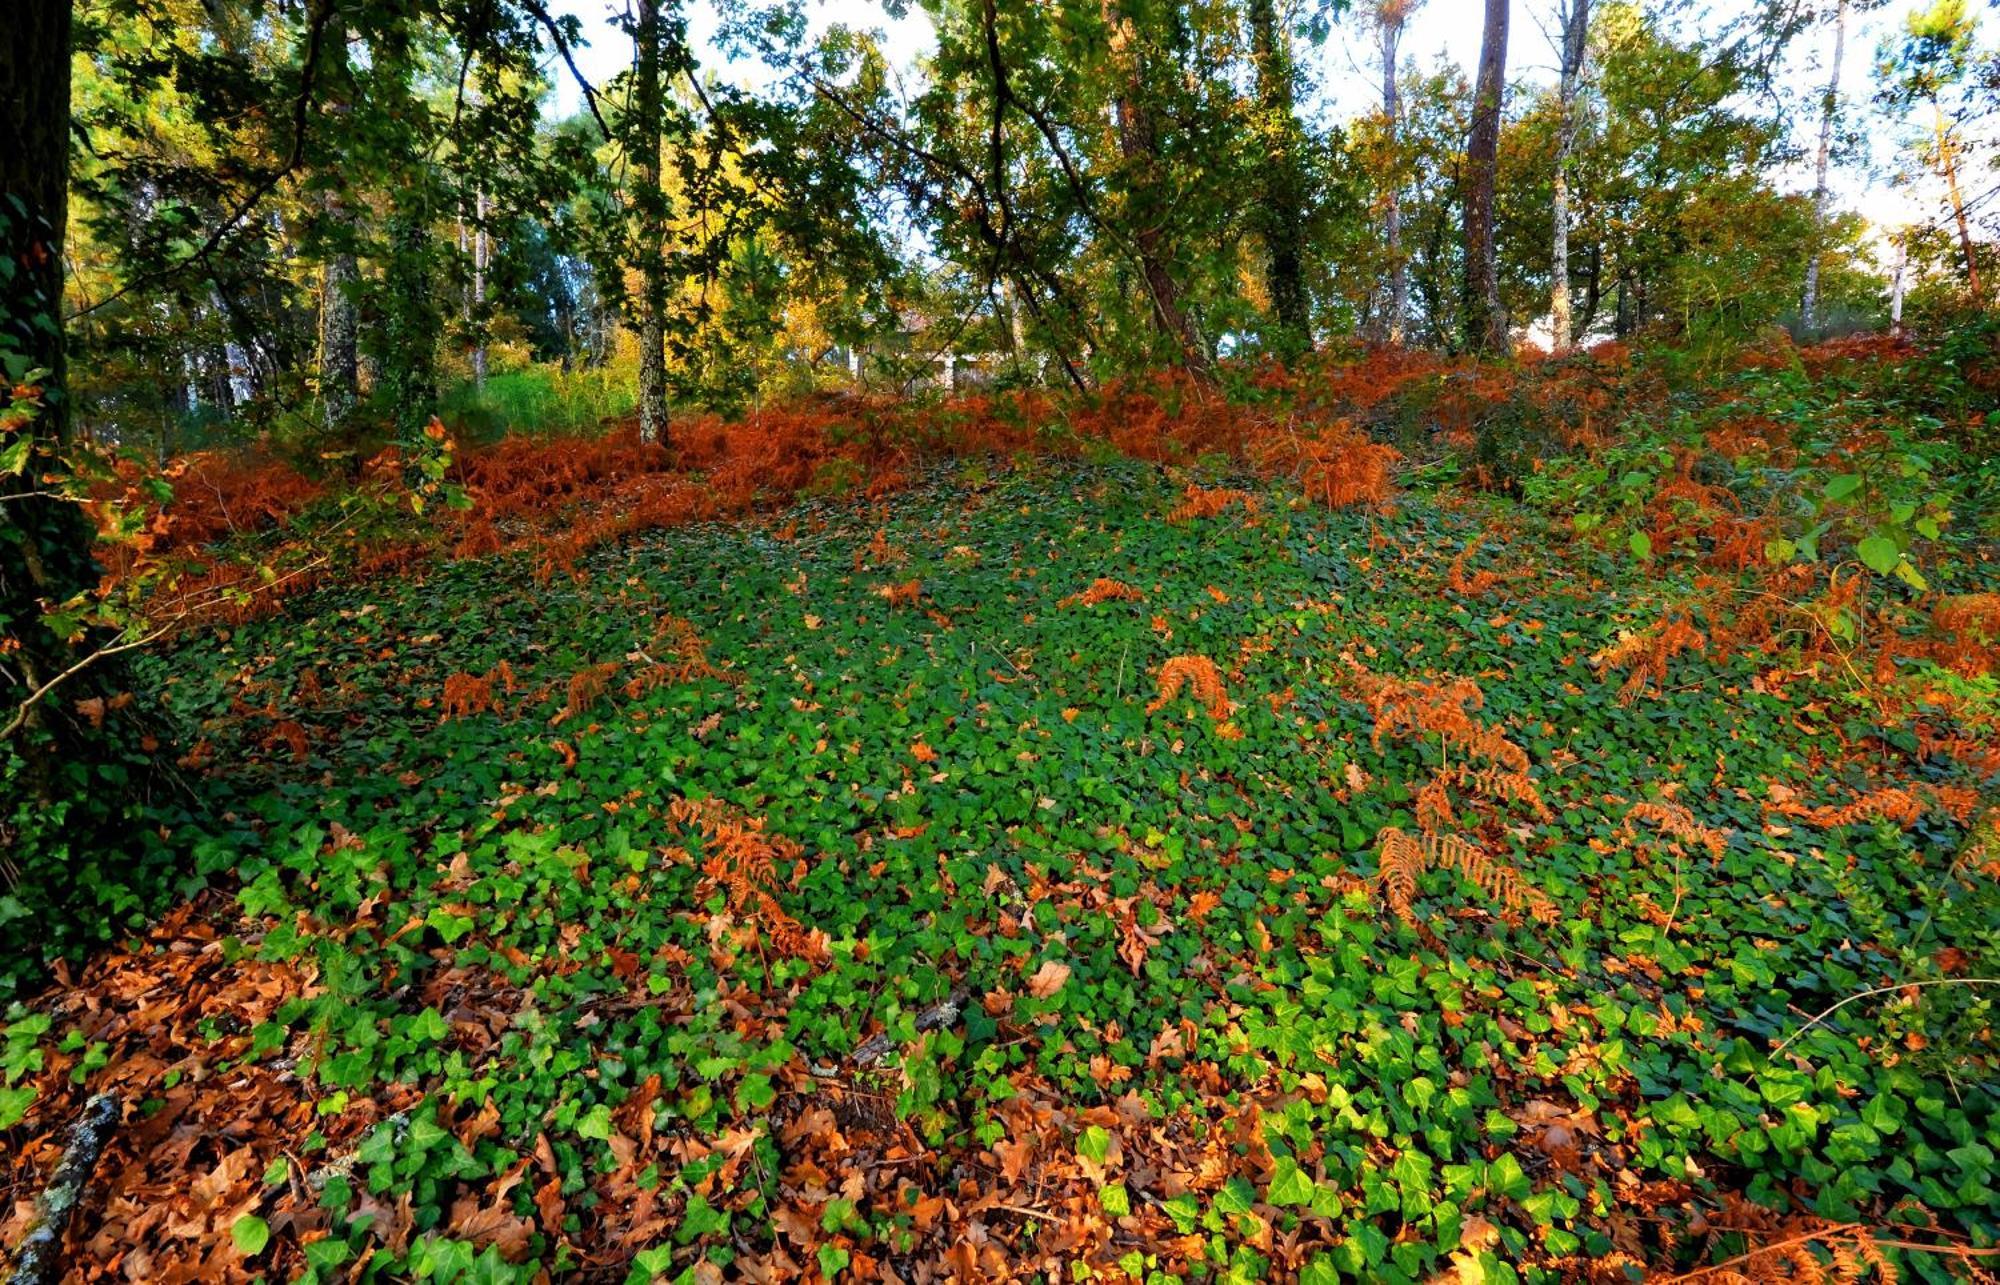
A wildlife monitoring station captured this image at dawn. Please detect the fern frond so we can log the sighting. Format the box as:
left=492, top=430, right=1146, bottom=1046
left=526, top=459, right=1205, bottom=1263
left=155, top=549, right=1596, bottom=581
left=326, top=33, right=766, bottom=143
left=1377, top=827, right=1424, bottom=925
left=1374, top=827, right=1556, bottom=926
left=1167, top=484, right=1258, bottom=524
left=1060, top=577, right=1145, bottom=608
left=1772, top=785, right=1932, bottom=829
left=1593, top=612, right=1706, bottom=704
left=1623, top=799, right=1729, bottom=861
left=1148, top=655, right=1232, bottom=722
left=1445, top=531, right=1505, bottom=596
left=671, top=797, right=829, bottom=965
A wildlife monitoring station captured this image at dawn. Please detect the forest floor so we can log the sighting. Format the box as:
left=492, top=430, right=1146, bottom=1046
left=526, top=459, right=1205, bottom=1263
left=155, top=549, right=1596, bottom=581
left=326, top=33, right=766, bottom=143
left=4, top=457, right=1997, bottom=1282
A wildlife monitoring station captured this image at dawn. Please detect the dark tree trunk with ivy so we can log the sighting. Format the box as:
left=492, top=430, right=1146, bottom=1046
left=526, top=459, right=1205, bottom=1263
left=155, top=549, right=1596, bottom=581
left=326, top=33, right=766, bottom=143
left=1101, top=0, right=1207, bottom=375
left=317, top=7, right=361, bottom=429
left=1247, top=0, right=1308, bottom=348
left=1461, top=0, right=1509, bottom=355
left=1, top=0, right=117, bottom=782
left=380, top=200, right=441, bottom=441
left=633, top=0, right=671, bottom=446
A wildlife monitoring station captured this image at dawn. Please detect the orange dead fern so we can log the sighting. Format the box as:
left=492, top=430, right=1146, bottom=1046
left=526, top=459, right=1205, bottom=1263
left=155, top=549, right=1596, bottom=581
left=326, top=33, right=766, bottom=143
left=624, top=614, right=737, bottom=698
left=1345, top=667, right=1527, bottom=772
left=1770, top=784, right=1974, bottom=830
left=1167, top=485, right=1259, bottom=524
left=551, top=661, right=621, bottom=728
left=440, top=660, right=518, bottom=721
left=1255, top=420, right=1401, bottom=510
left=1445, top=531, right=1505, bottom=596
left=1147, top=655, right=1232, bottom=723
left=1414, top=776, right=1456, bottom=834
left=1593, top=612, right=1707, bottom=704
left=876, top=578, right=923, bottom=608
left=1375, top=827, right=1556, bottom=926
left=667, top=797, right=829, bottom=965
left=1622, top=800, right=1729, bottom=862
left=1060, top=577, right=1146, bottom=608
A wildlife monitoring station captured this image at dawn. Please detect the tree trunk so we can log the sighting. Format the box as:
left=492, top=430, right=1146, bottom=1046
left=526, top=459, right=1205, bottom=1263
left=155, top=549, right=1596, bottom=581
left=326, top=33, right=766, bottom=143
left=472, top=185, right=488, bottom=390
left=1379, top=3, right=1408, bottom=344
left=1935, top=101, right=1982, bottom=303
left=0, top=0, right=124, bottom=774
left=1247, top=0, right=1308, bottom=347
left=317, top=9, right=359, bottom=429
left=382, top=200, right=440, bottom=438
left=1549, top=0, right=1589, bottom=352
left=634, top=0, right=670, bottom=445
left=1101, top=0, right=1206, bottom=373
left=1461, top=0, right=1509, bottom=355
left=1800, top=0, right=1846, bottom=335
left=1889, top=231, right=1907, bottom=331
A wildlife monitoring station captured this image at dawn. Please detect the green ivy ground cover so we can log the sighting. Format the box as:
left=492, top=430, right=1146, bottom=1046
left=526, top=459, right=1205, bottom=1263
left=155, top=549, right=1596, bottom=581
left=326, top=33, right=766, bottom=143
left=26, top=460, right=2000, bottom=1281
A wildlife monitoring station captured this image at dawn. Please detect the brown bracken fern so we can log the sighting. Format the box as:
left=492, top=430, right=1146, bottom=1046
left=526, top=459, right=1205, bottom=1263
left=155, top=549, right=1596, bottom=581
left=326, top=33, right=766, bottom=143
left=1148, top=655, right=1232, bottom=723
left=624, top=614, right=738, bottom=698
left=1059, top=577, right=1146, bottom=608
left=668, top=797, right=830, bottom=965
left=1167, top=484, right=1259, bottom=524
left=1770, top=784, right=1976, bottom=830
left=1622, top=799, right=1729, bottom=862
left=440, top=660, right=518, bottom=721
left=1375, top=827, right=1556, bottom=926
left=1593, top=612, right=1707, bottom=704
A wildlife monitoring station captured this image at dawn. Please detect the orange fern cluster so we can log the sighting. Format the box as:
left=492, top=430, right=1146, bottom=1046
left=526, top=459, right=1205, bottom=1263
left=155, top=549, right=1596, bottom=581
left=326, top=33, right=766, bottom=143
left=624, top=615, right=737, bottom=698
left=668, top=797, right=829, bottom=965
left=1167, top=484, right=1259, bottom=524
left=1440, top=761, right=1554, bottom=821
left=1255, top=420, right=1401, bottom=510
left=440, top=660, right=519, bottom=721
left=1621, top=799, right=1729, bottom=862
left=551, top=661, right=621, bottom=727
left=1771, top=783, right=1977, bottom=829
left=1920, top=593, right=2000, bottom=677
left=1343, top=664, right=1549, bottom=822
left=1444, top=532, right=1505, bottom=596
left=1346, top=666, right=1530, bottom=775
left=1059, top=577, right=1146, bottom=608
left=1147, top=655, right=1233, bottom=724
left=1375, top=827, right=1555, bottom=926
left=1593, top=613, right=1707, bottom=704
left=1413, top=776, right=1456, bottom=833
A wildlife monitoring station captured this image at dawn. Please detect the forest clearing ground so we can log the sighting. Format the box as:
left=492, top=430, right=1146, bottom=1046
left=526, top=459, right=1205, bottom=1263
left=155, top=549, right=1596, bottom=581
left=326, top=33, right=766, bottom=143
left=3, top=458, right=1995, bottom=1282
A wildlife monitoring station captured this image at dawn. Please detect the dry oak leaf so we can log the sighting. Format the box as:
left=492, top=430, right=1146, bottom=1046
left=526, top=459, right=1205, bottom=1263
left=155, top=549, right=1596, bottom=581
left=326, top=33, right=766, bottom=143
left=1026, top=959, right=1071, bottom=998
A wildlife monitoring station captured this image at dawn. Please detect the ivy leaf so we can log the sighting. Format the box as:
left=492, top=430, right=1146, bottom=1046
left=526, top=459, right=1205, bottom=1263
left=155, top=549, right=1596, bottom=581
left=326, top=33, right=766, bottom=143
left=232, top=1213, right=270, bottom=1257
left=1628, top=531, right=1651, bottom=561
left=1488, top=1152, right=1531, bottom=1201
left=0, top=1084, right=34, bottom=1129
left=1824, top=473, right=1863, bottom=501
left=1268, top=1156, right=1316, bottom=1206
left=576, top=1104, right=614, bottom=1141
left=425, top=907, right=474, bottom=943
